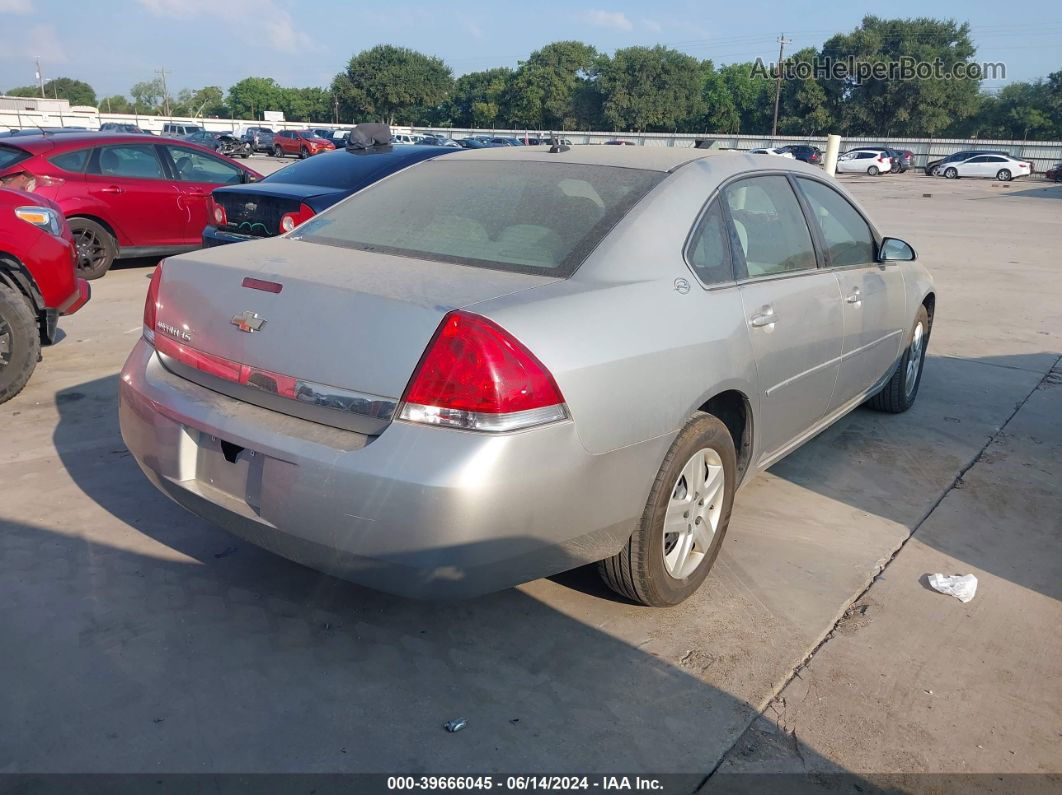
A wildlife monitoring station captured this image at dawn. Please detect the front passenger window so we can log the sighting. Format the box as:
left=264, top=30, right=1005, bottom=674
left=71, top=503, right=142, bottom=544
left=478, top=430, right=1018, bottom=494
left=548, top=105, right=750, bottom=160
left=796, top=178, right=876, bottom=267
left=724, top=176, right=816, bottom=278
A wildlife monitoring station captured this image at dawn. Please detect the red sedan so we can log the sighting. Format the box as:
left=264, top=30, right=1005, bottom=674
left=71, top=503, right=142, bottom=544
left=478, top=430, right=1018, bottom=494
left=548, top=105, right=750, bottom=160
left=0, top=133, right=261, bottom=279
left=0, top=187, right=89, bottom=403
left=272, top=130, right=335, bottom=159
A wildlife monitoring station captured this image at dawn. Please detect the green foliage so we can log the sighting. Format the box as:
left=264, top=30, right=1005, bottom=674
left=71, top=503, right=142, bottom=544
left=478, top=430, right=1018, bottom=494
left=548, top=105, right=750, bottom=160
left=8, top=77, right=96, bottom=106
left=333, top=45, right=453, bottom=125
left=597, top=46, right=704, bottom=131
left=820, top=16, right=980, bottom=136
left=506, top=41, right=599, bottom=129
left=446, top=68, right=513, bottom=127
left=227, top=77, right=284, bottom=120
left=130, top=78, right=166, bottom=113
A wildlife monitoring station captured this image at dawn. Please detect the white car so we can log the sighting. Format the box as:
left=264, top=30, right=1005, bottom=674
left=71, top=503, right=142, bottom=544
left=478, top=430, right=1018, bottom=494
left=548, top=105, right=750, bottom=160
left=391, top=133, right=417, bottom=145
left=836, top=150, right=892, bottom=176
left=935, top=154, right=1031, bottom=181
left=749, top=147, right=795, bottom=158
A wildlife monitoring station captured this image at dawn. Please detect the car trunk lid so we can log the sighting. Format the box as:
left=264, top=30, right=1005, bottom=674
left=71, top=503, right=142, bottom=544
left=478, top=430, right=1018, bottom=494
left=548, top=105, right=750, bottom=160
left=152, top=237, right=560, bottom=435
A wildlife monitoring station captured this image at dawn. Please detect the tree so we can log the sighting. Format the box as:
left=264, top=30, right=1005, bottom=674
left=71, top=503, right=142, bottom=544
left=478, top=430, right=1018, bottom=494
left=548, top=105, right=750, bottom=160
left=172, top=86, right=227, bottom=118
left=446, top=67, right=513, bottom=127
left=99, top=95, right=134, bottom=114
left=597, top=46, right=704, bottom=132
left=506, top=41, right=598, bottom=128
left=820, top=16, right=981, bottom=137
left=130, top=78, right=166, bottom=114
left=227, top=77, right=284, bottom=120
left=777, top=47, right=832, bottom=135
left=333, top=45, right=452, bottom=125
left=8, top=77, right=96, bottom=106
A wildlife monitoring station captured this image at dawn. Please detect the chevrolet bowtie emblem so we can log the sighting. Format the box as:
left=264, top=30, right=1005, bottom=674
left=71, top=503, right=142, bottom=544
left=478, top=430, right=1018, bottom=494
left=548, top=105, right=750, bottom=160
left=231, top=310, right=266, bottom=333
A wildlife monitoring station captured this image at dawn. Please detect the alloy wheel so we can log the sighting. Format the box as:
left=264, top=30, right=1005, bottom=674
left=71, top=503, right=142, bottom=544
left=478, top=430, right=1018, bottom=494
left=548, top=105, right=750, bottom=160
left=73, top=227, right=107, bottom=275
left=662, top=448, right=725, bottom=580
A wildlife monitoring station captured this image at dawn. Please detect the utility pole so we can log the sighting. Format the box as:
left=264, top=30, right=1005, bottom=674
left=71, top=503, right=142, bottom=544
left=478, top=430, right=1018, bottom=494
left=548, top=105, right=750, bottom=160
left=156, top=67, right=171, bottom=117
left=771, top=34, right=791, bottom=138
left=35, top=57, right=45, bottom=98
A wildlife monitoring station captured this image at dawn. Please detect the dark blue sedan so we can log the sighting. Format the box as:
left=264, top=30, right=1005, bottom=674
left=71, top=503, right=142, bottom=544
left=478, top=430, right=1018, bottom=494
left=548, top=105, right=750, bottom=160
left=203, top=144, right=456, bottom=247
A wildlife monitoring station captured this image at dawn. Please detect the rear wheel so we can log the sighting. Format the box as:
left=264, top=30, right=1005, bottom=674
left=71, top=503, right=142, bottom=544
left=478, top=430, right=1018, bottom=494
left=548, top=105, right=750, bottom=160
left=273, top=145, right=283, bottom=158
left=996, top=169, right=1012, bottom=181
left=867, top=165, right=879, bottom=176
left=0, top=283, right=40, bottom=404
left=599, top=412, right=736, bottom=606
left=944, top=167, right=958, bottom=179
left=868, top=305, right=930, bottom=413
left=69, top=217, right=117, bottom=280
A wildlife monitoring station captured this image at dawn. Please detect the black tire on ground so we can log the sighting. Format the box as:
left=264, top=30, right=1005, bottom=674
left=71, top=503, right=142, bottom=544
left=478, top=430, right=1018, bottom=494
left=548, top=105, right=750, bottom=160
left=273, top=145, right=283, bottom=158
left=997, top=169, right=1012, bottom=181
left=868, top=304, right=931, bottom=414
left=944, top=167, right=958, bottom=179
left=868, top=166, right=879, bottom=176
left=0, top=282, right=40, bottom=405
left=69, top=217, right=117, bottom=280
left=599, top=412, right=737, bottom=607
left=299, top=147, right=308, bottom=159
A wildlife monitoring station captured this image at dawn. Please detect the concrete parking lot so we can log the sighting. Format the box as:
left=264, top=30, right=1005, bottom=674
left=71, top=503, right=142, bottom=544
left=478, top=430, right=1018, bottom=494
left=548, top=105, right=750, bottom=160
left=2, top=169, right=1060, bottom=785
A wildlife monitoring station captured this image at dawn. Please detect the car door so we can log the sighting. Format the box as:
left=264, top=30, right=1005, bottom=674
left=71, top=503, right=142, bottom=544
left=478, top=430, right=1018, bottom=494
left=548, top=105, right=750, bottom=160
left=160, top=144, right=247, bottom=244
left=958, top=155, right=991, bottom=177
left=84, top=143, right=185, bottom=247
left=795, top=177, right=907, bottom=412
left=725, top=174, right=844, bottom=462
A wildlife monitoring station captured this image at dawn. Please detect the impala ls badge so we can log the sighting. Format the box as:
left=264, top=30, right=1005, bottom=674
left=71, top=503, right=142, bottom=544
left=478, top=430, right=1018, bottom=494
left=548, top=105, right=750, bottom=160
left=231, top=310, right=266, bottom=333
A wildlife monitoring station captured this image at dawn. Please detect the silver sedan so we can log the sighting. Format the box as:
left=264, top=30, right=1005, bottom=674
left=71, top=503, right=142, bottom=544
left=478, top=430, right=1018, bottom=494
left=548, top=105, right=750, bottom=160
left=119, top=146, right=935, bottom=606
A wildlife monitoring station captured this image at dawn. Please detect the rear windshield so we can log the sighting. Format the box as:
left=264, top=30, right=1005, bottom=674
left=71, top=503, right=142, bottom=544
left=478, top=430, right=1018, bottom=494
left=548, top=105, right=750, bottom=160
left=261, top=149, right=426, bottom=190
left=0, top=144, right=30, bottom=171
left=294, top=160, right=664, bottom=276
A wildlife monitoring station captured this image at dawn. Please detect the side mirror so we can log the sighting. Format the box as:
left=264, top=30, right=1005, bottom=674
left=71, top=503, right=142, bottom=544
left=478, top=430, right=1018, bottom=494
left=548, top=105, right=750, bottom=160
left=879, top=237, right=916, bottom=262
left=243, top=172, right=258, bottom=184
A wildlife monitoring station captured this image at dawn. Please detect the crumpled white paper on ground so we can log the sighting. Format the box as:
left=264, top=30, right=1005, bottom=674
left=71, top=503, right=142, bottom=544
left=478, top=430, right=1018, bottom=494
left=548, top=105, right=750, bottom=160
left=927, top=573, right=979, bottom=603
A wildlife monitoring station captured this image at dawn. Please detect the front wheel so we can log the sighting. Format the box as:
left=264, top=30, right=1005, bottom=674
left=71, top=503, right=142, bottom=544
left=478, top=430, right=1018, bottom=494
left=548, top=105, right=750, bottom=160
left=868, top=305, right=930, bottom=413
left=69, top=218, right=117, bottom=280
left=299, top=147, right=308, bottom=159
left=0, top=282, right=40, bottom=404
left=996, top=169, right=1012, bottom=181
left=599, top=412, right=736, bottom=606
left=867, top=165, right=879, bottom=176
left=944, top=167, right=958, bottom=179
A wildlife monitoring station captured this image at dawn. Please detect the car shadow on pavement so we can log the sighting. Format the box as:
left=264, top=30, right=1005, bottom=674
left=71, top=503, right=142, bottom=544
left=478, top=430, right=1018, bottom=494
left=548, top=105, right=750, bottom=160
left=0, top=377, right=884, bottom=786
left=766, top=351, right=1061, bottom=602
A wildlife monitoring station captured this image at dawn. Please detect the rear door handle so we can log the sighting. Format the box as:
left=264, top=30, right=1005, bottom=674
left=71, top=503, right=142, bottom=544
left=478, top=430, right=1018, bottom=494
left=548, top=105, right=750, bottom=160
left=845, top=289, right=862, bottom=305
left=749, top=308, right=777, bottom=328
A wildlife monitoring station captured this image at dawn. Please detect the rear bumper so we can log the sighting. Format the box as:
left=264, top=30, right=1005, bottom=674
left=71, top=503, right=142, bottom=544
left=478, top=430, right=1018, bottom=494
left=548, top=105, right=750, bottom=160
left=118, top=339, right=667, bottom=598
left=202, top=225, right=269, bottom=248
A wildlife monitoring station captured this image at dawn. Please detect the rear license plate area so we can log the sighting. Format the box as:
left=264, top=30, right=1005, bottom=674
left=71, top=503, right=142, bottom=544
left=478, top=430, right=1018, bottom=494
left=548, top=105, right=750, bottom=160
left=195, top=432, right=264, bottom=512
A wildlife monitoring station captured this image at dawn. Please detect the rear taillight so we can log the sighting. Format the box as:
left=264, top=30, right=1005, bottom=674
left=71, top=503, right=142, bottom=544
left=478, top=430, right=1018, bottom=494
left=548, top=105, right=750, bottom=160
left=279, top=202, right=315, bottom=234
left=143, top=262, right=164, bottom=345
left=399, top=310, right=567, bottom=432
left=212, top=200, right=227, bottom=226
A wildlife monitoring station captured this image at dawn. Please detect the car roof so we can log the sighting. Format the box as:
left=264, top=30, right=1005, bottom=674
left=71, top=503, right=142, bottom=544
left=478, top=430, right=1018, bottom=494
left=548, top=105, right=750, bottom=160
left=0, top=132, right=192, bottom=153
left=440, top=144, right=736, bottom=172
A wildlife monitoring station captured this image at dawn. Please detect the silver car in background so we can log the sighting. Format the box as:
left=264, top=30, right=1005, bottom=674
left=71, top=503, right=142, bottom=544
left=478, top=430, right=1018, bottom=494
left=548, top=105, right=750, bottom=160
left=119, top=146, right=935, bottom=606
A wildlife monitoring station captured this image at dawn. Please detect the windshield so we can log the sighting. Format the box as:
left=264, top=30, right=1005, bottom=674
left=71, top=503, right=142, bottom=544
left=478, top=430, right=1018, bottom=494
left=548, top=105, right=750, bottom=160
left=295, top=160, right=664, bottom=276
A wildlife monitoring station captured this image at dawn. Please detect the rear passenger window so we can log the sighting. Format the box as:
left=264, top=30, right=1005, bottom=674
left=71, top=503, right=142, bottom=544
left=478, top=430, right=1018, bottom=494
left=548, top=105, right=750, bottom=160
left=687, top=202, right=733, bottom=285
left=50, top=149, right=90, bottom=173
left=90, top=145, right=165, bottom=179
left=796, top=178, right=876, bottom=267
left=724, top=176, right=816, bottom=278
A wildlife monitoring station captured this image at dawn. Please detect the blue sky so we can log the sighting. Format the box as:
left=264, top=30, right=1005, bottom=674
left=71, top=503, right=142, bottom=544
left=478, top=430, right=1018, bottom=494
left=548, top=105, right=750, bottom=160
left=1, top=0, right=1059, bottom=98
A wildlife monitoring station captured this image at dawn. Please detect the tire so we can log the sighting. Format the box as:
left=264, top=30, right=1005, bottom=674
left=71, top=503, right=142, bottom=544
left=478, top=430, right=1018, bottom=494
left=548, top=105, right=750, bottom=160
left=273, top=145, right=283, bottom=158
left=599, top=412, right=737, bottom=606
left=867, top=166, right=879, bottom=176
left=69, top=217, right=117, bottom=280
left=944, top=167, right=958, bottom=179
left=868, top=305, right=930, bottom=414
left=0, top=282, right=40, bottom=404
left=996, top=169, right=1011, bottom=181
left=299, top=147, right=308, bottom=159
